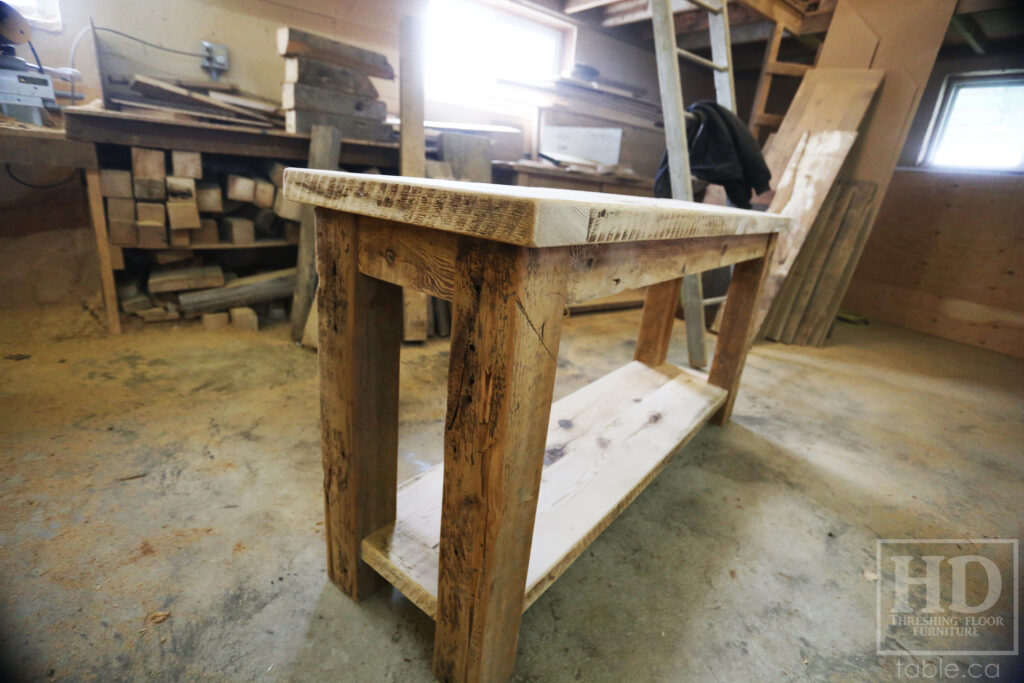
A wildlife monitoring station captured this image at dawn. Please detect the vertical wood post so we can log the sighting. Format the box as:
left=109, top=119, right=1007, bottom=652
left=635, top=278, right=682, bottom=367
left=708, top=236, right=777, bottom=425
left=316, top=209, right=403, bottom=599
left=433, top=240, right=568, bottom=683
left=290, top=125, right=342, bottom=341
left=399, top=14, right=430, bottom=342
left=84, top=168, right=121, bottom=335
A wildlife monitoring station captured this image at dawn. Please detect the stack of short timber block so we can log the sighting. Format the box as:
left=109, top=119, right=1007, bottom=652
left=277, top=26, right=394, bottom=140
left=117, top=255, right=296, bottom=330
left=99, top=148, right=303, bottom=250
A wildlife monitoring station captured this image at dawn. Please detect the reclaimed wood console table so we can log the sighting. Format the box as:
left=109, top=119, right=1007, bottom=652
left=283, top=171, right=788, bottom=682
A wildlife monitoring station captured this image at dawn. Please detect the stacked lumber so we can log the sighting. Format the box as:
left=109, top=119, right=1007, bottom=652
left=277, top=27, right=395, bottom=139
left=100, top=148, right=302, bottom=250
left=757, top=0, right=957, bottom=345
left=119, top=261, right=297, bottom=331
left=101, top=147, right=305, bottom=330
left=114, top=75, right=285, bottom=129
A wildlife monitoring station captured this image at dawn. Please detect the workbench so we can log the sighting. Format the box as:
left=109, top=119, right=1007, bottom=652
left=283, top=170, right=788, bottom=682
left=491, top=159, right=654, bottom=196
left=59, top=107, right=401, bottom=334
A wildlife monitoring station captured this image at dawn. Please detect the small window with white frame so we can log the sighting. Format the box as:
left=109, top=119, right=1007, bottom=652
left=923, top=71, right=1024, bottom=171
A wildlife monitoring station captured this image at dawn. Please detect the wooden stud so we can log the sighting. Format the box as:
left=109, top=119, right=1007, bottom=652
left=107, top=220, right=138, bottom=246
left=131, top=147, right=166, bottom=200
left=166, top=201, right=201, bottom=230
left=316, top=209, right=403, bottom=599
left=708, top=235, right=777, bottom=424
left=99, top=169, right=133, bottom=198
left=196, top=183, right=223, bottom=213
left=290, top=125, right=342, bottom=341
left=220, top=217, right=255, bottom=245
left=230, top=307, right=259, bottom=331
left=109, top=245, right=124, bottom=270
left=635, top=278, right=682, bottom=367
left=166, top=176, right=197, bottom=201
left=85, top=169, right=121, bottom=334
left=136, top=202, right=166, bottom=226
left=254, top=180, right=276, bottom=209
left=194, top=218, right=220, bottom=244
left=273, top=189, right=303, bottom=221
left=226, top=175, right=256, bottom=202
left=433, top=239, right=569, bottom=683
left=106, top=197, right=135, bottom=222
left=171, top=150, right=203, bottom=179
left=169, top=229, right=191, bottom=247
left=138, top=223, right=168, bottom=248
left=149, top=265, right=224, bottom=293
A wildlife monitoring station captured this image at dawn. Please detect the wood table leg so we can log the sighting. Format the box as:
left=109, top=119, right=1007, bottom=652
left=635, top=277, right=682, bottom=366
left=434, top=240, right=569, bottom=683
left=681, top=273, right=707, bottom=368
left=316, top=209, right=403, bottom=600
left=84, top=168, right=121, bottom=335
left=708, top=235, right=777, bottom=425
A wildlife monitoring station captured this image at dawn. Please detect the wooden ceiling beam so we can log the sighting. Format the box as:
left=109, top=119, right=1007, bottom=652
left=563, top=0, right=622, bottom=14
left=601, top=0, right=701, bottom=27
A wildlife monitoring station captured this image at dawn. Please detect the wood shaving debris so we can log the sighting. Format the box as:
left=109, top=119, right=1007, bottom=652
left=149, top=611, right=170, bottom=624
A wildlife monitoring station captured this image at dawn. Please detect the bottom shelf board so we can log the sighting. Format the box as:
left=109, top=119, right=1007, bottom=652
left=362, top=360, right=727, bottom=619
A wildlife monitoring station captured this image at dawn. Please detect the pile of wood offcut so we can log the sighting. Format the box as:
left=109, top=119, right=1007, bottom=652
left=277, top=27, right=395, bottom=139
left=101, top=148, right=302, bottom=249
left=115, top=76, right=284, bottom=129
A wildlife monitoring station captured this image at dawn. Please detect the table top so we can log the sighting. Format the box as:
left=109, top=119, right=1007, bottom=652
left=283, top=170, right=789, bottom=248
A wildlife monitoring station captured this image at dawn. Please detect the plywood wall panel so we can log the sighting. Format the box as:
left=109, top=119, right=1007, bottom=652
left=844, top=169, right=1024, bottom=358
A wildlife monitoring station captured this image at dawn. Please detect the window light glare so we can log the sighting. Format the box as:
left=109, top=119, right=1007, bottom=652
left=425, top=0, right=563, bottom=108
left=931, top=83, right=1024, bottom=170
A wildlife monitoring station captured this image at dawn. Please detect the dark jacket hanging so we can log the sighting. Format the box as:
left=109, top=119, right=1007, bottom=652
left=654, top=100, right=771, bottom=209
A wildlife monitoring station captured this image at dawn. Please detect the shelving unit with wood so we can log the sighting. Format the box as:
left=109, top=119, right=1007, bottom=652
left=283, top=170, right=788, bottom=681
left=65, top=108, right=399, bottom=333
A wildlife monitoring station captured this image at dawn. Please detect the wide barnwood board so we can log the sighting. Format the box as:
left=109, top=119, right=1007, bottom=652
left=277, top=27, right=394, bottom=80
left=110, top=96, right=274, bottom=128
left=802, top=0, right=958, bottom=338
left=282, top=83, right=386, bottom=120
left=361, top=361, right=727, bottom=619
left=761, top=68, right=884, bottom=186
left=148, top=265, right=224, bottom=293
left=130, top=75, right=271, bottom=123
left=283, top=171, right=788, bottom=248
left=285, top=110, right=393, bottom=139
left=751, top=130, right=858, bottom=334
left=283, top=57, right=379, bottom=99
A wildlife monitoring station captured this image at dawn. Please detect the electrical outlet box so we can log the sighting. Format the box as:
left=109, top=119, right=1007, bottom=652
left=200, top=41, right=229, bottom=80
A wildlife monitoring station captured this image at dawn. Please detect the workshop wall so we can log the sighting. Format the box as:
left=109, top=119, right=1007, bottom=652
left=843, top=46, right=1024, bottom=357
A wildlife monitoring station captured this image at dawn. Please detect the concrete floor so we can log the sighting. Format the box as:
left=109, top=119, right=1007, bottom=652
left=0, top=306, right=1021, bottom=681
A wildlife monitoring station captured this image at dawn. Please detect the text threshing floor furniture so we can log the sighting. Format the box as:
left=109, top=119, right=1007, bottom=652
left=283, top=171, right=789, bottom=682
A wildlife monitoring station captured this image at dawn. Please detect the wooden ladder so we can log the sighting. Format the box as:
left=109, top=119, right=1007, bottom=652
left=650, top=0, right=737, bottom=369
left=748, top=22, right=815, bottom=142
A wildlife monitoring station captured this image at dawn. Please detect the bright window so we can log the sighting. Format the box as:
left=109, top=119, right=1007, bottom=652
left=425, top=0, right=567, bottom=109
left=926, top=74, right=1024, bottom=170
left=7, top=0, right=62, bottom=32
